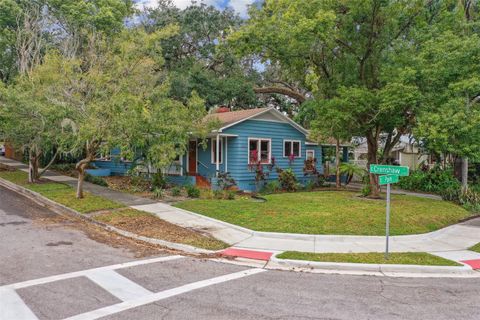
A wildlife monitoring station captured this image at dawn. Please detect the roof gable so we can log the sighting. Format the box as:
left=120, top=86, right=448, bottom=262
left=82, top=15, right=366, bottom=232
left=205, top=107, right=308, bottom=135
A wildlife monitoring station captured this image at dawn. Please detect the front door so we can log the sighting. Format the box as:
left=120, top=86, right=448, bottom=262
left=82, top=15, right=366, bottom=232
left=188, top=140, right=197, bottom=175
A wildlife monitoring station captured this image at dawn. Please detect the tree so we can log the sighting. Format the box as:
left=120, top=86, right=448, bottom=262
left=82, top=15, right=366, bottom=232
left=416, top=31, right=480, bottom=188
left=44, top=28, right=209, bottom=198
left=230, top=0, right=426, bottom=196
left=0, top=0, right=135, bottom=83
left=143, top=1, right=260, bottom=109
left=0, top=54, right=74, bottom=182
left=0, top=0, right=22, bottom=83
left=307, top=98, right=353, bottom=188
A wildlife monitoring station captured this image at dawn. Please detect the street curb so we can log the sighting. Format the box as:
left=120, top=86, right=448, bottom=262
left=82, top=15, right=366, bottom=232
left=2, top=158, right=478, bottom=247
left=268, top=253, right=478, bottom=277
left=0, top=177, right=216, bottom=255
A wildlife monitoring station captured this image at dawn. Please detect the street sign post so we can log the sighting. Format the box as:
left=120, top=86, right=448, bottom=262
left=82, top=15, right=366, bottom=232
left=369, top=165, right=410, bottom=259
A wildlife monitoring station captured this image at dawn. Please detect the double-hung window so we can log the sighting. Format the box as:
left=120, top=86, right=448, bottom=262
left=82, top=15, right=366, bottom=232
left=211, top=138, right=223, bottom=164
left=248, top=138, right=271, bottom=164
left=284, top=140, right=301, bottom=158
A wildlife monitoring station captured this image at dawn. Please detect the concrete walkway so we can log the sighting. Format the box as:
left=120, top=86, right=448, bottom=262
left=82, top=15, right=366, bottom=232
left=1, top=156, right=480, bottom=258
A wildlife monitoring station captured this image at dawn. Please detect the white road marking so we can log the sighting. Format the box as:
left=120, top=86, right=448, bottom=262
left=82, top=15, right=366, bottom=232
left=86, top=270, right=153, bottom=301
left=3, top=255, right=183, bottom=290
left=64, top=268, right=267, bottom=320
left=0, top=287, right=38, bottom=320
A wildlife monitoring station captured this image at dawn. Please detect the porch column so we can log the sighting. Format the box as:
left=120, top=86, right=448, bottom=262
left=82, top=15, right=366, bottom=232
left=225, top=137, right=228, bottom=173
left=216, top=133, right=220, bottom=176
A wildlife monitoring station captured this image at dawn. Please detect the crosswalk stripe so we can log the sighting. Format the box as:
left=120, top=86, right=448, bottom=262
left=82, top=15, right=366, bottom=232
left=0, top=287, right=38, bottom=320
left=3, top=255, right=183, bottom=290
left=85, top=270, right=153, bottom=301
left=64, top=268, right=267, bottom=320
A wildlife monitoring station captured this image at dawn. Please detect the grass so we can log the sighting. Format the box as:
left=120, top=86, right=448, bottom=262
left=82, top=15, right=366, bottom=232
left=175, top=190, right=471, bottom=236
left=469, top=243, right=480, bottom=253
left=276, top=251, right=462, bottom=266
left=0, top=170, right=123, bottom=213
left=0, top=169, right=228, bottom=250
left=94, top=208, right=228, bottom=250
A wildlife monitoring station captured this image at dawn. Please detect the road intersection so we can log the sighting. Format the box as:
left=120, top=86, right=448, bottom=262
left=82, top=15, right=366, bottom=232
left=1, top=185, right=480, bottom=320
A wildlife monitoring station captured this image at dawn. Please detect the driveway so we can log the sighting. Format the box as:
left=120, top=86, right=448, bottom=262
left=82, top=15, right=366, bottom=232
left=1, top=186, right=480, bottom=320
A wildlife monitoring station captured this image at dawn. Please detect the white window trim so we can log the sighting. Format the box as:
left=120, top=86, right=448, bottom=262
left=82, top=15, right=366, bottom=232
left=306, top=149, right=315, bottom=160
left=248, top=137, right=272, bottom=164
left=211, top=137, right=223, bottom=164
left=283, top=139, right=302, bottom=158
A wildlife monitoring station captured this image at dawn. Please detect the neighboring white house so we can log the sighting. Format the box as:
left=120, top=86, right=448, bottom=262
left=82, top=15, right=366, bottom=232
left=352, top=135, right=430, bottom=170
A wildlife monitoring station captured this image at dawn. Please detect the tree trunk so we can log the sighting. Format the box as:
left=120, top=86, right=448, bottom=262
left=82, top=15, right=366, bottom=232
left=461, top=157, right=468, bottom=191
left=75, top=140, right=100, bottom=199
left=28, top=149, right=41, bottom=183
left=366, top=133, right=380, bottom=198
left=76, top=157, right=92, bottom=199
left=253, top=87, right=306, bottom=104
left=38, top=150, right=60, bottom=178
left=335, top=139, right=341, bottom=188
left=76, top=162, right=87, bottom=199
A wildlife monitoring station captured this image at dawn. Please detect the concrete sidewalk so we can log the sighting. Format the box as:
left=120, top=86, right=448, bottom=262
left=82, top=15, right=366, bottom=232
left=1, top=156, right=480, bottom=256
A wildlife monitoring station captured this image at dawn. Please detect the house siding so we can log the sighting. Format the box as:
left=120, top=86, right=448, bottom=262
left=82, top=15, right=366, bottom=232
left=222, top=119, right=322, bottom=191
left=197, top=138, right=226, bottom=178
left=92, top=160, right=132, bottom=176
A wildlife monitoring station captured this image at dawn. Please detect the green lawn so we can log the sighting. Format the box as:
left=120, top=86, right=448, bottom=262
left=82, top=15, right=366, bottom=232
left=276, top=251, right=461, bottom=266
left=469, top=243, right=480, bottom=253
left=0, top=170, right=123, bottom=213
left=175, top=191, right=471, bottom=235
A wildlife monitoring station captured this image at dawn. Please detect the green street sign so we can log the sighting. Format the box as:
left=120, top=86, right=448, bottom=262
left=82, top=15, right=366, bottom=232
left=379, top=174, right=399, bottom=185
left=370, top=164, right=409, bottom=176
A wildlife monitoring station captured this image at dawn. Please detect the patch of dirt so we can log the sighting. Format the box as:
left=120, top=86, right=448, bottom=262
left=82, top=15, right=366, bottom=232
left=104, top=176, right=150, bottom=193
left=94, top=209, right=228, bottom=251
left=0, top=164, right=16, bottom=172
left=33, top=211, right=168, bottom=258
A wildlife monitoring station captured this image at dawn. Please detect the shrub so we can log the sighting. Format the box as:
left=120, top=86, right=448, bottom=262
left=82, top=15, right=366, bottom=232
left=277, top=168, right=298, bottom=192
left=216, top=172, right=237, bottom=190
left=85, top=174, right=108, bottom=187
left=152, top=187, right=164, bottom=199
left=339, top=163, right=365, bottom=185
left=200, top=189, right=215, bottom=199
left=398, top=168, right=460, bottom=193
left=225, top=190, right=236, bottom=200
left=361, top=184, right=371, bottom=197
left=186, top=185, right=200, bottom=198
left=440, top=187, right=480, bottom=212
left=211, top=189, right=236, bottom=200
left=171, top=186, right=182, bottom=197
left=151, top=172, right=167, bottom=190
left=213, top=190, right=224, bottom=199
left=304, top=179, right=316, bottom=191
left=261, top=180, right=281, bottom=194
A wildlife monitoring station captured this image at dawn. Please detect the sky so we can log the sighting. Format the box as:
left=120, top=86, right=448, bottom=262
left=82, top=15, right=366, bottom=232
left=135, top=0, right=256, bottom=17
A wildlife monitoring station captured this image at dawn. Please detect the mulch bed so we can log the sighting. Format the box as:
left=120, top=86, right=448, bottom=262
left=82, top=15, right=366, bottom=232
left=93, top=208, right=228, bottom=251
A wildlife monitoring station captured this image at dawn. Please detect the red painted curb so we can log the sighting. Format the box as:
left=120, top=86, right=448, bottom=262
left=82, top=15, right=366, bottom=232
left=221, top=248, right=273, bottom=261
left=461, top=259, right=480, bottom=270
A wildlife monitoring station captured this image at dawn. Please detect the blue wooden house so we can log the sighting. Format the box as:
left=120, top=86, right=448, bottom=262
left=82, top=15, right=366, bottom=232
left=92, top=107, right=349, bottom=191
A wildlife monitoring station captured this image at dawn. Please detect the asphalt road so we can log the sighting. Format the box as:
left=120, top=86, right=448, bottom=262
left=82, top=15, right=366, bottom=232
left=1, top=185, right=480, bottom=320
